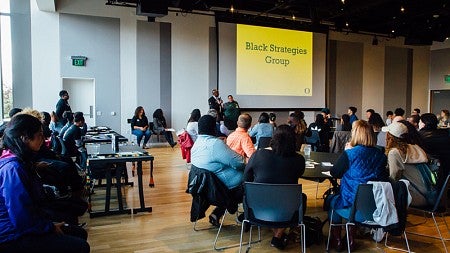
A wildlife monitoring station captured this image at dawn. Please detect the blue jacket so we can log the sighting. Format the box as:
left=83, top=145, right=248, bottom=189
left=191, top=135, right=245, bottom=189
left=331, top=145, right=388, bottom=209
left=0, top=154, right=53, bottom=243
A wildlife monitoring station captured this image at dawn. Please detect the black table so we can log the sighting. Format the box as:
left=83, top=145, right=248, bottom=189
left=84, top=131, right=128, bottom=143
left=300, top=151, right=341, bottom=189
left=86, top=143, right=154, bottom=217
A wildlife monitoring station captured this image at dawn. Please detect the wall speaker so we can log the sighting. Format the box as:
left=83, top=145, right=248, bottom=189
left=136, top=0, right=168, bottom=17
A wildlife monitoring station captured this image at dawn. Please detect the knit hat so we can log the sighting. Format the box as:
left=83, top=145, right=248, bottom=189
left=382, top=122, right=408, bottom=138
left=198, top=115, right=217, bottom=136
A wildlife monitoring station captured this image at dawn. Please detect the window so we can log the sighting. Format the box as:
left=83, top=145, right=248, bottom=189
left=0, top=0, right=12, bottom=119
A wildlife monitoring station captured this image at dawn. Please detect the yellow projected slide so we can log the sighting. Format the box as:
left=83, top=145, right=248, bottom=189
left=236, top=24, right=312, bottom=96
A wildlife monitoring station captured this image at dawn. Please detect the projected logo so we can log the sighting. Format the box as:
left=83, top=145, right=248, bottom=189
left=236, top=24, right=313, bottom=96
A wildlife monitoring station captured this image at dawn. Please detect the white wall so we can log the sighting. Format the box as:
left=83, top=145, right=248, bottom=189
left=161, top=12, right=215, bottom=131
left=31, top=0, right=60, bottom=112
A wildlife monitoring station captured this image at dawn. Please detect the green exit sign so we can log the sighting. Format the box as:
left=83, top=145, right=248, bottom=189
left=445, top=74, right=450, bottom=84
left=71, top=56, right=87, bottom=66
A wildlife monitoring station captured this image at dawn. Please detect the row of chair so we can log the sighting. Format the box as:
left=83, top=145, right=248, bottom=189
left=192, top=175, right=450, bottom=252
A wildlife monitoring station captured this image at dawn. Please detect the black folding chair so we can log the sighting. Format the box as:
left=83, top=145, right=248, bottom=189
left=327, top=183, right=411, bottom=253
left=408, top=174, right=450, bottom=253
left=238, top=182, right=306, bottom=253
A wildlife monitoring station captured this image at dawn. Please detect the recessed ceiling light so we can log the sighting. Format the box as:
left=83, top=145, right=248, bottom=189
left=400, top=6, right=405, bottom=12
left=230, top=5, right=234, bottom=13
left=345, top=21, right=349, bottom=27
left=433, top=14, right=440, bottom=18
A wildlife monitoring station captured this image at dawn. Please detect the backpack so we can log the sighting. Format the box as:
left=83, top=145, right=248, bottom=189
left=403, top=163, right=438, bottom=206
left=288, top=216, right=324, bottom=247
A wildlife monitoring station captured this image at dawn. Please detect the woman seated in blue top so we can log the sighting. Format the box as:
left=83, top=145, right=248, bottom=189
left=131, top=106, right=152, bottom=148
left=0, top=114, right=89, bottom=253
left=249, top=112, right=273, bottom=147
left=327, top=120, right=388, bottom=251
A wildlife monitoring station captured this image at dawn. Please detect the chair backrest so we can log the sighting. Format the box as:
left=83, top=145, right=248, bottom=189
left=349, top=184, right=377, bottom=222
left=244, top=182, right=303, bottom=225
left=432, top=174, right=450, bottom=212
left=257, top=137, right=271, bottom=149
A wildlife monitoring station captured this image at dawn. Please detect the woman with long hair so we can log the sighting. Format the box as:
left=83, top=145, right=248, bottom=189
left=186, top=109, right=201, bottom=142
left=337, top=114, right=352, bottom=131
left=327, top=120, right=388, bottom=251
left=153, top=108, right=177, bottom=148
left=131, top=106, right=152, bottom=148
left=384, top=121, right=429, bottom=206
left=244, top=124, right=305, bottom=249
left=0, top=114, right=89, bottom=252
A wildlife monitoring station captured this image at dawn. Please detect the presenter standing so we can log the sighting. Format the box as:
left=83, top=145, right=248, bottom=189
left=208, top=89, right=223, bottom=121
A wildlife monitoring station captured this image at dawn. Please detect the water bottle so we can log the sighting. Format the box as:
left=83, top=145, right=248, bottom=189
left=304, top=144, right=311, bottom=157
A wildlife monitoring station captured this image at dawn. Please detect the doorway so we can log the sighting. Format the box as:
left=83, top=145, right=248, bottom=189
left=430, top=90, right=450, bottom=115
left=62, top=77, right=96, bottom=126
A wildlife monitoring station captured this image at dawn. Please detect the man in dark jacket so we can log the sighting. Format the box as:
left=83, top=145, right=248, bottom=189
left=418, top=113, right=450, bottom=191
left=55, top=90, right=72, bottom=125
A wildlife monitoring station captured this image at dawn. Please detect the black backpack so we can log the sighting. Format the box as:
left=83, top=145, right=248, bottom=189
left=289, top=216, right=324, bottom=247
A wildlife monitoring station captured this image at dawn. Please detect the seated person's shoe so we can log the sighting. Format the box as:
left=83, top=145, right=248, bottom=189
left=209, top=214, right=220, bottom=227
left=270, top=234, right=288, bottom=250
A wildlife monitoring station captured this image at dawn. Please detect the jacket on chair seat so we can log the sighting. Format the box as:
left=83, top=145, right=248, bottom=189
left=187, top=165, right=238, bottom=222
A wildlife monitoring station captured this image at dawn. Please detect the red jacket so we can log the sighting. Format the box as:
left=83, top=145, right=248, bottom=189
left=178, top=131, right=194, bottom=163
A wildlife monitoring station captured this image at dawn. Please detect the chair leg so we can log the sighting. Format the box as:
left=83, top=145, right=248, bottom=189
left=432, top=213, right=449, bottom=253
left=326, top=211, right=333, bottom=251
left=300, top=223, right=306, bottom=253
left=384, top=231, right=412, bottom=253
left=214, top=211, right=261, bottom=251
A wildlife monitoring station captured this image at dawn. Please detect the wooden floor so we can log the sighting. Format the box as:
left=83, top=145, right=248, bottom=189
left=82, top=146, right=450, bottom=252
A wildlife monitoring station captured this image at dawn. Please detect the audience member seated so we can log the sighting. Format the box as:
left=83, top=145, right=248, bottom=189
left=41, top=111, right=52, bottom=141
left=288, top=111, right=309, bottom=151
left=49, top=111, right=64, bottom=135
left=383, top=121, right=430, bottom=206
left=438, top=109, right=450, bottom=127
left=0, top=114, right=89, bottom=253
left=131, top=106, right=152, bottom=148
left=227, top=113, right=255, bottom=162
left=153, top=108, right=177, bottom=148
left=407, top=114, right=420, bottom=130
left=191, top=115, right=245, bottom=227
left=394, top=107, right=405, bottom=119
left=244, top=124, right=306, bottom=250
left=348, top=106, right=358, bottom=125
left=0, top=107, right=22, bottom=137
left=58, top=111, right=74, bottom=139
left=62, top=112, right=87, bottom=168
left=249, top=112, right=273, bottom=148
left=366, top=109, right=375, bottom=120
left=186, top=109, right=201, bottom=142
left=385, top=110, right=394, bottom=126
left=418, top=113, right=450, bottom=192
left=412, top=108, right=421, bottom=116
left=326, top=120, right=388, bottom=251
left=207, top=109, right=229, bottom=138
left=269, top=112, right=277, bottom=130
left=307, top=114, right=331, bottom=152
left=336, top=114, right=352, bottom=131
left=368, top=112, right=385, bottom=135
left=321, top=108, right=333, bottom=128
